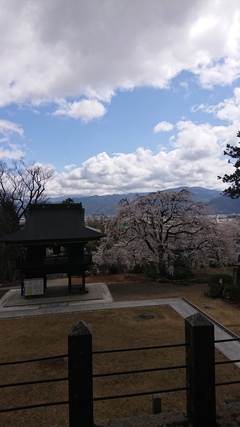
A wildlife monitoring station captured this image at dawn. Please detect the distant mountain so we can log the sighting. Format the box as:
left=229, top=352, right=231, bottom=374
left=49, top=193, right=135, bottom=215
left=49, top=187, right=239, bottom=215
left=208, top=195, right=240, bottom=214
left=162, top=186, right=221, bottom=202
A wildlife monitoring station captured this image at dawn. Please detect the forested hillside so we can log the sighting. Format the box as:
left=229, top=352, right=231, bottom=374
left=49, top=187, right=240, bottom=215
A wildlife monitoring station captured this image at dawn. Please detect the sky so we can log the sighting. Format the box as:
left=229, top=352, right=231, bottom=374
left=1, top=0, right=240, bottom=197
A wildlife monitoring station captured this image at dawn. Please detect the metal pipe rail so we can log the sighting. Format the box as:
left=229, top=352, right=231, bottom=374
left=93, top=364, right=188, bottom=378
left=0, top=354, right=68, bottom=366
left=93, top=342, right=187, bottom=355
left=0, top=354, right=69, bottom=414
left=93, top=386, right=188, bottom=402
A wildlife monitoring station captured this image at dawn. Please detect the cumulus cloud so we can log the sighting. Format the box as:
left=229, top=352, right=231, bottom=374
left=154, top=121, right=174, bottom=133
left=43, top=85, right=240, bottom=197
left=53, top=99, right=107, bottom=122
left=2, top=1, right=240, bottom=195
left=1, top=0, right=240, bottom=109
left=64, top=164, right=77, bottom=170
left=193, top=87, right=240, bottom=124
left=46, top=118, right=235, bottom=197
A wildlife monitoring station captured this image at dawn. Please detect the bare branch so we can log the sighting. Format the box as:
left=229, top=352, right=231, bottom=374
left=0, top=159, right=54, bottom=220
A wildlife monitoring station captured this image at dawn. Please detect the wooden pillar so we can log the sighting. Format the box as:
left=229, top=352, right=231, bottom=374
left=44, top=274, right=47, bottom=292
left=185, top=313, right=216, bottom=427
left=68, top=321, right=93, bottom=427
left=68, top=273, right=72, bottom=293
left=82, top=270, right=86, bottom=293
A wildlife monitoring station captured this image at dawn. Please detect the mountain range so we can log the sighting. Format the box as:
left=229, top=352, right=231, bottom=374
left=49, top=187, right=240, bottom=216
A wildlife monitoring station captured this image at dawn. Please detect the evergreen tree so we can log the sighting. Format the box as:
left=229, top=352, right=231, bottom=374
left=219, top=131, right=240, bottom=198
left=61, top=198, right=74, bottom=204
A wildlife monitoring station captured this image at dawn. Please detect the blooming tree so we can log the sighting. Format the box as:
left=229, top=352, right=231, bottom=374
left=177, top=217, right=239, bottom=268
left=94, top=190, right=239, bottom=274
left=94, top=190, right=206, bottom=274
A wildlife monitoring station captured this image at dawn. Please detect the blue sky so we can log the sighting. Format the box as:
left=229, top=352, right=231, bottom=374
left=1, top=0, right=240, bottom=197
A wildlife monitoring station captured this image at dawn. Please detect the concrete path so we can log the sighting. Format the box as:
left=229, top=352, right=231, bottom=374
left=171, top=298, right=240, bottom=368
left=0, top=283, right=240, bottom=367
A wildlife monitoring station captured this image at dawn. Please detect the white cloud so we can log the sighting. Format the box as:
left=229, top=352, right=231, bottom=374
left=1, top=0, right=240, bottom=109
left=0, top=119, right=25, bottom=159
left=154, top=121, right=174, bottom=133
left=64, top=164, right=77, bottom=170
left=0, top=144, right=24, bottom=160
left=192, top=87, right=240, bottom=124
left=0, top=120, right=24, bottom=137
left=43, top=82, right=240, bottom=198
left=46, top=118, right=235, bottom=197
left=52, top=99, right=107, bottom=122
left=179, top=81, right=189, bottom=90
left=2, top=1, right=240, bottom=195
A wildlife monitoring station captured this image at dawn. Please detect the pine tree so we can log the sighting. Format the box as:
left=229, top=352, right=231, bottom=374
left=219, top=131, right=240, bottom=198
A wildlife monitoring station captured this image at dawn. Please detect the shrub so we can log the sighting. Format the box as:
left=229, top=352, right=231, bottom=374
left=227, top=285, right=240, bottom=302
left=208, top=274, right=233, bottom=286
left=88, top=265, right=98, bottom=275
left=208, top=274, right=233, bottom=298
left=131, top=264, right=145, bottom=274
left=173, top=267, right=194, bottom=281
left=108, top=264, right=119, bottom=274
left=208, top=283, right=223, bottom=298
left=145, top=263, right=159, bottom=280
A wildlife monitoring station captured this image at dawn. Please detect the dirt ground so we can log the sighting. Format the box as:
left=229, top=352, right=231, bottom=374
left=86, top=272, right=209, bottom=300
left=85, top=271, right=240, bottom=336
left=1, top=270, right=240, bottom=426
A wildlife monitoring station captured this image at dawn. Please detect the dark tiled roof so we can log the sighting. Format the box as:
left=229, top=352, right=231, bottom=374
left=0, top=203, right=105, bottom=244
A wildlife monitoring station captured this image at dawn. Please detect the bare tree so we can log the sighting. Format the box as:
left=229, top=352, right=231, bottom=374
left=0, top=159, right=54, bottom=282
left=0, top=159, right=54, bottom=220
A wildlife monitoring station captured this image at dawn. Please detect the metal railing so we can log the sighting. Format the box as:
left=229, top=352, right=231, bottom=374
left=1, top=314, right=240, bottom=427
left=0, top=354, right=68, bottom=414
left=93, top=342, right=188, bottom=402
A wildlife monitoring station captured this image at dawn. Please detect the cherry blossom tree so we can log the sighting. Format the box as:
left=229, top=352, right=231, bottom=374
left=94, top=190, right=206, bottom=274
left=177, top=217, right=239, bottom=268
left=94, top=190, right=239, bottom=275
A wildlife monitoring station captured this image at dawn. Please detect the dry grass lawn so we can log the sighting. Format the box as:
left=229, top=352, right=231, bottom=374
left=1, top=270, right=240, bottom=426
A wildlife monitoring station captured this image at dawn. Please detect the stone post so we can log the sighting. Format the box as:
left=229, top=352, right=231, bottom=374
left=68, top=321, right=93, bottom=427
left=152, top=393, right=162, bottom=414
left=185, top=313, right=216, bottom=427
